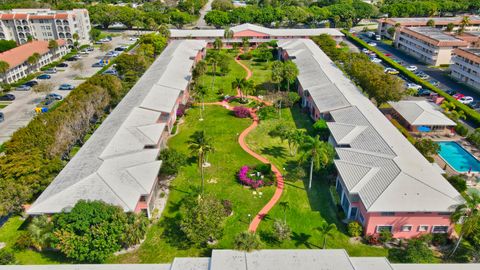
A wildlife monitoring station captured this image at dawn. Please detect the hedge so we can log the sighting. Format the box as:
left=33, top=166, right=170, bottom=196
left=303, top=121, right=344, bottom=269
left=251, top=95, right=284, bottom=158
left=390, top=118, right=416, bottom=145
left=341, top=30, right=480, bottom=128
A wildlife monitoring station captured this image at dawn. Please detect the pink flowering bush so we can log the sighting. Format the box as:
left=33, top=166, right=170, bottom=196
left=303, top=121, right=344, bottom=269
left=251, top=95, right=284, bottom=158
left=238, top=166, right=264, bottom=189
left=233, top=106, right=250, bottom=118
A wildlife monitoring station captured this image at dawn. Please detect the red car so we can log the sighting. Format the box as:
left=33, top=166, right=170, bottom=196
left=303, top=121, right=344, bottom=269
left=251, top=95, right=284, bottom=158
left=385, top=53, right=392, bottom=57
left=453, top=93, right=465, bottom=100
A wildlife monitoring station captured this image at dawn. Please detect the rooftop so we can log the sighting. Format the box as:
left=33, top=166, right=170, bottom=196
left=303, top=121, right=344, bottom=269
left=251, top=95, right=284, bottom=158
left=27, top=40, right=207, bottom=215
left=278, top=39, right=463, bottom=212
left=389, top=100, right=457, bottom=127
left=381, top=15, right=480, bottom=26
left=0, top=40, right=66, bottom=69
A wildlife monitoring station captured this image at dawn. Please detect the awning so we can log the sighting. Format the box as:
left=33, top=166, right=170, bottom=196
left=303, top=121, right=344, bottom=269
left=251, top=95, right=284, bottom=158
left=417, top=126, right=431, bottom=132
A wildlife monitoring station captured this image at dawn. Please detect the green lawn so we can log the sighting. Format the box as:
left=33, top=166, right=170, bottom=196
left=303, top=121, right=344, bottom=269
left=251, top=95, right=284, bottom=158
left=0, top=103, right=9, bottom=109
left=0, top=216, right=69, bottom=264
left=245, top=106, right=387, bottom=257
left=114, top=106, right=275, bottom=263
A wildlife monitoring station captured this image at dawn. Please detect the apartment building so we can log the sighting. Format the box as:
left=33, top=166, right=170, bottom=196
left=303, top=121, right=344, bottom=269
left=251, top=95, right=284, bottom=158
left=0, top=39, right=68, bottom=83
left=0, top=9, right=90, bottom=45
left=394, top=27, right=468, bottom=66
left=378, top=16, right=480, bottom=39
left=451, top=47, right=480, bottom=91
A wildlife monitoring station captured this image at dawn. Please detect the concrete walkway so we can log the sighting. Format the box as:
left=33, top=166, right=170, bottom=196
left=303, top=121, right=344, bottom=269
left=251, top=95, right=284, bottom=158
left=202, top=54, right=284, bottom=232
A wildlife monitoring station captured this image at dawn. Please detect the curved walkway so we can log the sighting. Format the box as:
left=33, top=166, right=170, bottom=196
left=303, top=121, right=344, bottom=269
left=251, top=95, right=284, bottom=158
left=202, top=55, right=284, bottom=232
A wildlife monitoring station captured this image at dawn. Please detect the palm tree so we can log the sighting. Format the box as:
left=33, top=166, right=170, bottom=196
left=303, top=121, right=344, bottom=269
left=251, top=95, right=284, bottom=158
left=300, top=135, right=334, bottom=190
left=28, top=215, right=53, bottom=251
left=207, top=52, right=221, bottom=92
left=193, top=60, right=207, bottom=84
left=242, top=37, right=250, bottom=52
left=213, top=37, right=223, bottom=50
left=449, top=193, right=480, bottom=256
left=234, top=231, right=262, bottom=251
left=271, top=61, right=284, bottom=93
left=241, top=79, right=255, bottom=100
left=188, top=130, right=215, bottom=194
left=457, top=16, right=470, bottom=35
left=157, top=24, right=171, bottom=38
left=317, top=221, right=337, bottom=249
left=231, top=77, right=245, bottom=98
left=286, top=129, right=306, bottom=156
left=282, top=60, right=299, bottom=92
left=426, top=19, right=435, bottom=27
left=195, top=85, right=207, bottom=120
left=27, top=52, right=41, bottom=72
left=279, top=201, right=290, bottom=223
left=48, top=39, right=59, bottom=58
left=224, top=28, right=234, bottom=39
left=0, top=60, right=10, bottom=83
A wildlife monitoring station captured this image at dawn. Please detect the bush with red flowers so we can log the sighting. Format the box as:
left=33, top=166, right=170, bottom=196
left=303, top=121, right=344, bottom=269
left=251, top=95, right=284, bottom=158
left=233, top=106, right=250, bottom=118
left=237, top=165, right=274, bottom=189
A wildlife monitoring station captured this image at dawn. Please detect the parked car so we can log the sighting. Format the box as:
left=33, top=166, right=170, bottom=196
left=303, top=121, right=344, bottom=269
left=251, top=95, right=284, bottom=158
left=114, top=46, right=128, bottom=51
left=79, top=50, right=89, bottom=55
left=384, top=68, right=399, bottom=75
left=446, top=89, right=457, bottom=95
left=406, top=83, right=422, bottom=90
left=0, top=93, right=15, bottom=101
left=103, top=69, right=118, bottom=76
left=86, top=47, right=94, bottom=52
left=392, top=59, right=405, bottom=65
left=44, top=68, right=57, bottom=74
left=0, top=112, right=4, bottom=122
left=468, top=101, right=480, bottom=109
left=57, top=62, right=68, bottom=68
left=129, top=37, right=138, bottom=41
left=106, top=51, right=120, bottom=57
left=37, top=74, right=51, bottom=80
left=453, top=93, right=465, bottom=100
left=406, top=65, right=418, bottom=72
left=24, top=80, right=38, bottom=87
left=15, top=85, right=31, bottom=91
left=459, top=96, right=474, bottom=104
left=362, top=48, right=370, bottom=53
left=371, top=58, right=382, bottom=63
left=368, top=42, right=377, bottom=46
left=46, top=93, right=62, bottom=100
left=44, top=99, right=55, bottom=106
left=428, top=80, right=440, bottom=86
left=92, top=62, right=104, bottom=68
left=384, top=53, right=392, bottom=57
left=417, top=89, right=433, bottom=96
left=59, top=84, right=75, bottom=90
left=66, top=57, right=79, bottom=62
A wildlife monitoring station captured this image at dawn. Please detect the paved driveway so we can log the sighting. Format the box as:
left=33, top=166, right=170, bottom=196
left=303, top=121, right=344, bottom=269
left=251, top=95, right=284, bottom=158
left=194, top=0, right=214, bottom=29
left=0, top=36, right=134, bottom=144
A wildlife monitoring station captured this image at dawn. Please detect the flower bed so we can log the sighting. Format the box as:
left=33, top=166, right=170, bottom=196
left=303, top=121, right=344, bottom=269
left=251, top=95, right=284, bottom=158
left=237, top=164, right=274, bottom=189
left=233, top=106, right=251, bottom=118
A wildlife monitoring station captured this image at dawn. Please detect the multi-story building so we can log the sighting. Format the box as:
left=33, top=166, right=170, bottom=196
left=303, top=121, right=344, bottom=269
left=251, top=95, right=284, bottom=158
left=451, top=47, right=480, bottom=91
left=0, top=39, right=68, bottom=83
left=278, top=39, right=463, bottom=239
left=0, top=9, right=90, bottom=45
left=378, top=16, right=480, bottom=39
left=394, top=27, right=468, bottom=66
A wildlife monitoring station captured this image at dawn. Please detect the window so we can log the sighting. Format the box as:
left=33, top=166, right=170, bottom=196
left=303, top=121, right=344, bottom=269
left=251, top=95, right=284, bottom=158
left=380, top=212, right=395, bottom=216
left=418, top=225, right=429, bottom=232
left=376, top=225, right=393, bottom=233
left=358, top=212, right=365, bottom=224
left=350, top=207, right=358, bottom=219
left=401, top=225, right=412, bottom=232
left=432, top=226, right=449, bottom=234
left=438, top=212, right=451, bottom=216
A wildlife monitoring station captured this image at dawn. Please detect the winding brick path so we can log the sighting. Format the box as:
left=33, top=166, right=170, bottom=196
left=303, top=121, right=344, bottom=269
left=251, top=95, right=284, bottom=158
left=203, top=55, right=284, bottom=232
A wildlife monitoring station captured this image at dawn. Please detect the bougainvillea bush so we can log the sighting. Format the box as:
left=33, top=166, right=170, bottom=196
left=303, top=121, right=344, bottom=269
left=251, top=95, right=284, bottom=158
left=233, top=106, right=250, bottom=118
left=237, top=165, right=274, bottom=189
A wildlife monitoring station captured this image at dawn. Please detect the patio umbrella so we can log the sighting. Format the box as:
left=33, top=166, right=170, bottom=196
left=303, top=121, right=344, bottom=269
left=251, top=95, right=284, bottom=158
left=417, top=126, right=431, bottom=132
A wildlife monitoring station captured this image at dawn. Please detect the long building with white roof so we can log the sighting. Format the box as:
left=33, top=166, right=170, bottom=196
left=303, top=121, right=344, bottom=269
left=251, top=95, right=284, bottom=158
left=27, top=40, right=207, bottom=217
left=277, top=39, right=463, bottom=238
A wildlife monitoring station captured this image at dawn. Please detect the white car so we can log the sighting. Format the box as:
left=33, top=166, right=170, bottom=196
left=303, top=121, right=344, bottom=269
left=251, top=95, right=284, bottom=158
left=406, top=65, right=418, bottom=72
left=368, top=42, right=377, bottom=47
left=459, top=96, right=474, bottom=104
left=362, top=48, right=370, bottom=53
left=384, top=68, right=399, bottom=75
left=406, top=83, right=422, bottom=90
left=371, top=58, right=382, bottom=63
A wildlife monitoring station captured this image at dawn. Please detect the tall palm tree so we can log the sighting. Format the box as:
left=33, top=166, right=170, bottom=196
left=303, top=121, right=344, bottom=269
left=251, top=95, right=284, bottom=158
left=28, top=215, right=53, bottom=251
left=282, top=60, right=298, bottom=92
left=241, top=79, right=255, bottom=100
left=279, top=201, right=290, bottom=223
left=224, top=28, right=234, bottom=39
left=242, top=37, right=250, bottom=52
left=317, top=221, right=337, bottom=249
left=286, top=129, right=306, bottom=156
left=188, top=130, right=215, bottom=194
left=0, top=60, right=10, bottom=83
left=207, top=52, right=221, bottom=92
left=48, top=39, right=59, bottom=58
left=195, top=85, right=207, bottom=120
left=231, top=77, right=245, bottom=98
left=193, top=60, right=207, bottom=84
left=27, top=52, right=41, bottom=72
left=213, top=37, right=223, bottom=50
left=457, top=16, right=470, bottom=35
left=300, top=135, right=334, bottom=190
left=271, top=61, right=284, bottom=93
left=450, top=193, right=480, bottom=256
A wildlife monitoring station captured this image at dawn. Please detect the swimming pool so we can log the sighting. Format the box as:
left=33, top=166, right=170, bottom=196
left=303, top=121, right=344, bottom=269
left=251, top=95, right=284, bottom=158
left=437, top=141, right=480, bottom=173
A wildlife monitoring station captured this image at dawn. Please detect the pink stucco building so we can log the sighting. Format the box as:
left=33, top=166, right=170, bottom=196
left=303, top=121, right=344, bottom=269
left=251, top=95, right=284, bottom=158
left=278, top=39, right=463, bottom=239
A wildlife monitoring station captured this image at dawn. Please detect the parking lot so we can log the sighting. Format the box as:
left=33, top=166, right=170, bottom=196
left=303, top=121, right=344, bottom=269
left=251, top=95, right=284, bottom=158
left=0, top=35, right=134, bottom=144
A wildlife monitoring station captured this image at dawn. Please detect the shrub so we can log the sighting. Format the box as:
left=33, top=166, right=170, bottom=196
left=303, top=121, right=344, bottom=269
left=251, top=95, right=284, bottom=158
left=467, top=128, right=480, bottom=147
left=14, top=231, right=34, bottom=250
left=432, top=233, right=450, bottom=246
left=366, top=234, right=380, bottom=245
left=256, top=163, right=272, bottom=175
left=273, top=219, right=292, bottom=242
left=447, top=175, right=467, bottom=193
left=402, top=239, right=436, bottom=263
left=237, top=166, right=265, bottom=188
left=238, top=52, right=253, bottom=60
left=233, top=106, right=250, bottom=118
left=0, top=249, right=15, bottom=265
left=158, top=148, right=187, bottom=176
left=222, top=199, right=233, bottom=216
left=418, top=233, right=433, bottom=245
left=176, top=106, right=186, bottom=118
left=347, top=221, right=363, bottom=237
left=379, top=230, right=393, bottom=243
left=234, top=231, right=262, bottom=251
left=455, top=123, right=469, bottom=136
left=257, top=106, right=277, bottom=120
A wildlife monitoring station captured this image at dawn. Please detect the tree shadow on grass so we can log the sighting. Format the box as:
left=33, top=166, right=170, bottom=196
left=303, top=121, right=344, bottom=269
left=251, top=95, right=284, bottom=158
left=261, top=146, right=287, bottom=158
left=259, top=230, right=280, bottom=246
left=160, top=214, right=193, bottom=250
left=291, top=231, right=318, bottom=249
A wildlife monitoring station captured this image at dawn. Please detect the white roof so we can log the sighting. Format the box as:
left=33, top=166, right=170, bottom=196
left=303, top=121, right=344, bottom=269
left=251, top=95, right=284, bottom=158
left=278, top=39, right=463, bottom=212
left=28, top=40, right=207, bottom=215
left=389, top=100, right=456, bottom=127
left=170, top=23, right=344, bottom=38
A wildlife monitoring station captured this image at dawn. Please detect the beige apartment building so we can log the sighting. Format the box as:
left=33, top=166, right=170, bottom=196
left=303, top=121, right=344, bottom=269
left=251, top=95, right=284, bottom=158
left=451, top=48, right=480, bottom=91
left=394, top=27, right=468, bottom=66
left=0, top=9, right=91, bottom=45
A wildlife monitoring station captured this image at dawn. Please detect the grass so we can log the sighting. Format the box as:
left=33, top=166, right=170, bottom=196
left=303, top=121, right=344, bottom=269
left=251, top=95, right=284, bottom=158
left=0, top=216, right=68, bottom=264
left=113, top=106, right=275, bottom=263
left=0, top=103, right=9, bottom=109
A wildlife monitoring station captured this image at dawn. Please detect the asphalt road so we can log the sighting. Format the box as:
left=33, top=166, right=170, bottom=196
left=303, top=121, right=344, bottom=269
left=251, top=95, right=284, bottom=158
left=0, top=36, right=134, bottom=144
left=194, top=0, right=214, bottom=29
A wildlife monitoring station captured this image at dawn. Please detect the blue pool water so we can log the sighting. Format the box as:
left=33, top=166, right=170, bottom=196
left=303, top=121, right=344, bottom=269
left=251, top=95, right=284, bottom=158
left=437, top=141, right=480, bottom=173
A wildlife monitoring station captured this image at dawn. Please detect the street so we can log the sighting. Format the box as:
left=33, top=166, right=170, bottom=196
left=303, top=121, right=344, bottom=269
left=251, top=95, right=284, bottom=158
left=194, top=0, right=214, bottom=29
left=0, top=36, right=134, bottom=144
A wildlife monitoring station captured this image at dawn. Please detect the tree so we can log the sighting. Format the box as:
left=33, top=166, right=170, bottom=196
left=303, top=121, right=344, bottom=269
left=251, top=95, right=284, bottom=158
left=414, top=138, right=440, bottom=163
left=271, top=61, right=283, bottom=92
left=224, top=27, right=234, bottom=39
left=115, top=54, right=149, bottom=80
left=27, top=52, right=41, bottom=72
left=447, top=175, right=468, bottom=193
left=402, top=239, right=436, bottom=263
left=194, top=85, right=207, bottom=120
left=450, top=193, right=480, bottom=256
left=282, top=60, right=298, bottom=92
left=279, top=201, right=289, bottom=223
left=90, top=28, right=102, bottom=41
left=32, top=82, right=55, bottom=95
left=193, top=60, right=207, bottom=83
left=180, top=195, right=227, bottom=245
left=231, top=77, right=245, bottom=99
left=242, top=37, right=250, bottom=53
left=212, top=0, right=234, bottom=11
left=273, top=219, right=292, bottom=242
left=188, top=130, right=215, bottom=193
left=317, top=221, right=337, bottom=249
left=427, top=19, right=435, bottom=27
left=28, top=215, right=53, bottom=251
left=313, top=119, right=329, bottom=141
left=300, top=135, right=335, bottom=190
left=0, top=249, right=15, bottom=265
left=204, top=10, right=230, bottom=28
left=157, top=24, right=170, bottom=38
left=347, top=221, right=363, bottom=237
left=286, top=128, right=306, bottom=156
left=234, top=231, right=262, bottom=251
left=446, top=23, right=455, bottom=32
left=218, top=57, right=230, bottom=75
left=0, top=60, right=10, bottom=83
left=48, top=39, right=59, bottom=58
left=213, top=37, right=223, bottom=50
left=0, top=40, right=16, bottom=53
left=207, top=51, right=221, bottom=92
left=457, top=16, right=470, bottom=35
left=158, top=148, right=187, bottom=176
